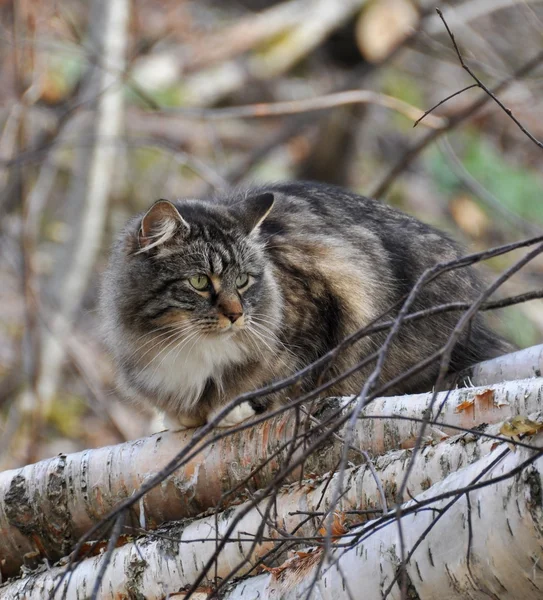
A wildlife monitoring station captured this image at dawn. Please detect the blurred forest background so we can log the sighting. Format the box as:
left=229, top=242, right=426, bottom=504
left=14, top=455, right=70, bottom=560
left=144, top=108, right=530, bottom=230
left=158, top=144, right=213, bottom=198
left=1, top=0, right=542, bottom=470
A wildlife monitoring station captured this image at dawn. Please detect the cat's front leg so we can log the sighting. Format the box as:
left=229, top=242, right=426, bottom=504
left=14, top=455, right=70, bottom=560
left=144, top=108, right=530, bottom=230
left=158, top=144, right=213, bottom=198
left=206, top=401, right=256, bottom=428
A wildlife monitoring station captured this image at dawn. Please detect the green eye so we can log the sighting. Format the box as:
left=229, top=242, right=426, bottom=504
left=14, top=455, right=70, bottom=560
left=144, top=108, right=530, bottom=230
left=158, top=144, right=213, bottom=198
left=189, top=274, right=210, bottom=290
left=236, top=273, right=249, bottom=288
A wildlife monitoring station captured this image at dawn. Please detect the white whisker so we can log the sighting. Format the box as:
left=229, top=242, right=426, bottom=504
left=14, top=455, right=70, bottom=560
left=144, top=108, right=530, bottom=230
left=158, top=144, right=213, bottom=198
left=140, top=324, right=198, bottom=373
left=149, top=329, right=201, bottom=380
left=125, top=321, right=199, bottom=365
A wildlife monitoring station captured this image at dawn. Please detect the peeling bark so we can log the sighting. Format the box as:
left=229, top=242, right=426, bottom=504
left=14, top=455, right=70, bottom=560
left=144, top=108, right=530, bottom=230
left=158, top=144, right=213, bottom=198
left=1, top=377, right=541, bottom=579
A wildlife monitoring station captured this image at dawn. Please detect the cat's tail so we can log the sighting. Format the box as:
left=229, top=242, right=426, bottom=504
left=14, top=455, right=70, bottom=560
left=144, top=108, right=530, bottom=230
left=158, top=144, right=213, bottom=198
left=450, top=316, right=514, bottom=375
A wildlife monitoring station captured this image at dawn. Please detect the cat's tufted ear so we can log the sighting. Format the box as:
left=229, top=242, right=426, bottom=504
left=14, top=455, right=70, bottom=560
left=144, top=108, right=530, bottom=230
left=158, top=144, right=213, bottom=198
left=138, top=199, right=189, bottom=252
left=232, top=193, right=275, bottom=234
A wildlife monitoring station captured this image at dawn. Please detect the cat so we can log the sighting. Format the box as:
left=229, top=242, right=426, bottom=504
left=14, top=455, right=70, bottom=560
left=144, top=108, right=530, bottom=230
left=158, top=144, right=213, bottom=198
left=100, top=181, right=507, bottom=429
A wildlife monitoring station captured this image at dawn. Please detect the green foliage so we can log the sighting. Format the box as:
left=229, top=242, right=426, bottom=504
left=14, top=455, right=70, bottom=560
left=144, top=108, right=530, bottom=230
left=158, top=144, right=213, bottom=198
left=48, top=393, right=86, bottom=438
left=127, top=84, right=183, bottom=108
left=382, top=70, right=424, bottom=130
left=428, top=133, right=543, bottom=225
left=494, top=307, right=540, bottom=349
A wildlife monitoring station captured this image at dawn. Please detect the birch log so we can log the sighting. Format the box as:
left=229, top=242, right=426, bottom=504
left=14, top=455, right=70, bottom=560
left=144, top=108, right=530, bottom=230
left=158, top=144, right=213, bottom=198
left=227, top=436, right=543, bottom=600
left=463, top=343, right=543, bottom=387
left=2, top=426, right=541, bottom=599
left=1, top=377, right=542, bottom=579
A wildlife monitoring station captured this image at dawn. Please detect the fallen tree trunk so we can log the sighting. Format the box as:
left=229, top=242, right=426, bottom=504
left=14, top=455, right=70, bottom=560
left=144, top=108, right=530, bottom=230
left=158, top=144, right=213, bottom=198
left=224, top=434, right=543, bottom=600
left=0, top=427, right=543, bottom=600
left=463, top=343, right=543, bottom=386
left=1, top=377, right=541, bottom=579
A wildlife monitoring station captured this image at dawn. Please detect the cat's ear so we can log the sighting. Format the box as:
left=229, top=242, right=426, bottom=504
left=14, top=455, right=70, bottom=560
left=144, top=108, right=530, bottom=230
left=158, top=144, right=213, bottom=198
left=232, top=193, right=275, bottom=234
left=138, top=199, right=189, bottom=252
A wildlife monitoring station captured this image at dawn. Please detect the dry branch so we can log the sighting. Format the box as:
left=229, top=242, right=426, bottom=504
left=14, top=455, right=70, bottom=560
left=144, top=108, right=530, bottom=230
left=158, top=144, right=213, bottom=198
left=0, top=371, right=542, bottom=580
left=238, top=0, right=369, bottom=79
left=2, top=425, right=541, bottom=599
left=370, top=40, right=543, bottom=198
left=164, top=91, right=446, bottom=128
left=177, top=0, right=369, bottom=107
left=182, top=0, right=313, bottom=73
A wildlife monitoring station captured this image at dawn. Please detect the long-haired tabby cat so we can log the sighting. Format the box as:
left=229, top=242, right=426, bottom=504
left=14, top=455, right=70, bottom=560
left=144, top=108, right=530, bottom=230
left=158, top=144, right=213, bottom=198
left=101, top=182, right=506, bottom=428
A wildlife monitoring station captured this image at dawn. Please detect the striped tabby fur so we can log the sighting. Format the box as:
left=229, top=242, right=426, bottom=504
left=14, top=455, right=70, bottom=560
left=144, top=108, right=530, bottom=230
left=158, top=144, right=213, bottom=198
left=100, top=182, right=507, bottom=428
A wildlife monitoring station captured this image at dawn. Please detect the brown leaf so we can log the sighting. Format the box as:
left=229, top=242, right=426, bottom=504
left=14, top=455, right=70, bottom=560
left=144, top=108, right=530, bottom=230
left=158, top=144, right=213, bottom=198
left=356, top=0, right=418, bottom=63
left=318, top=512, right=348, bottom=540
left=500, top=416, right=543, bottom=438
left=450, top=196, right=490, bottom=238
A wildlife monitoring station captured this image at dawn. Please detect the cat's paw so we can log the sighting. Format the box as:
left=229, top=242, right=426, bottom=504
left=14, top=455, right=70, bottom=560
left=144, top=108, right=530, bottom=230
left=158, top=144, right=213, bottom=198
left=153, top=412, right=204, bottom=432
left=207, top=402, right=256, bottom=428
left=174, top=414, right=206, bottom=430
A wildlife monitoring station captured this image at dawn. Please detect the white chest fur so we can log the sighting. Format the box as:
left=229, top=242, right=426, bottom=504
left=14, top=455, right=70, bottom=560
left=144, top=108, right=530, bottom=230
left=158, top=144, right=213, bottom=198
left=137, top=333, right=247, bottom=412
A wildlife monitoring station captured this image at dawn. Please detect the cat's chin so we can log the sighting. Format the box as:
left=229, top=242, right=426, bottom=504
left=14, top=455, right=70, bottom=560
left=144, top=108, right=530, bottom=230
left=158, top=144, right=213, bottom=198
left=205, top=328, right=237, bottom=339
left=211, top=325, right=245, bottom=336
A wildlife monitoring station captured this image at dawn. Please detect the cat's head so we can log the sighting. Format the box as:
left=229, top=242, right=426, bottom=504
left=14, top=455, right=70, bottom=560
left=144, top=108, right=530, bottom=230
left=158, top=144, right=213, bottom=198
left=103, top=193, right=281, bottom=346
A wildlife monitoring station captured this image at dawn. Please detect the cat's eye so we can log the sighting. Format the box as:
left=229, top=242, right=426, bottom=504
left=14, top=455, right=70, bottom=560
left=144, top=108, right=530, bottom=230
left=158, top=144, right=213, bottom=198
left=189, top=274, right=210, bottom=291
left=236, top=273, right=249, bottom=288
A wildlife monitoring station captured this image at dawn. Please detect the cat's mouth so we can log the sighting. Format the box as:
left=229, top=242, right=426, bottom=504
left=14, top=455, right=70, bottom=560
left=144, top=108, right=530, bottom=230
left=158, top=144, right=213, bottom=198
left=216, top=323, right=245, bottom=334
left=216, top=314, right=246, bottom=332
left=203, top=321, right=246, bottom=336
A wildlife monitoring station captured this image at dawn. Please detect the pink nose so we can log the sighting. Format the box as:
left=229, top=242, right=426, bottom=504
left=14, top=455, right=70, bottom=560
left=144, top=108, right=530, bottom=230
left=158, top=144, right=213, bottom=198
left=224, top=311, right=243, bottom=323
left=218, top=296, right=243, bottom=323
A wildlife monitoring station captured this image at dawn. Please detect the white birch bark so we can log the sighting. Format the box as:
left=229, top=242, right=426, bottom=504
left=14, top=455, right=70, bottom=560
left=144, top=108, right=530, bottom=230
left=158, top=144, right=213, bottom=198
left=1, top=377, right=541, bottom=579
left=1, top=419, right=541, bottom=598
left=464, top=344, right=543, bottom=387
left=226, top=435, right=543, bottom=600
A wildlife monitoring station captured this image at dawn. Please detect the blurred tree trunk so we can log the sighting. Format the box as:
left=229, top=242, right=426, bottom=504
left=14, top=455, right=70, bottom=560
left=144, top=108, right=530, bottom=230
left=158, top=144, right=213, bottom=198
left=36, top=0, right=129, bottom=408
left=297, top=105, right=366, bottom=185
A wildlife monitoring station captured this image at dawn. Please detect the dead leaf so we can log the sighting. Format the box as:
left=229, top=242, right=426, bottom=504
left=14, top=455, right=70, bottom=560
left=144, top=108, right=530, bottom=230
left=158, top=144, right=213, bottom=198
left=318, top=512, right=348, bottom=540
left=450, top=196, right=490, bottom=238
left=356, top=0, right=419, bottom=63
left=500, top=416, right=543, bottom=438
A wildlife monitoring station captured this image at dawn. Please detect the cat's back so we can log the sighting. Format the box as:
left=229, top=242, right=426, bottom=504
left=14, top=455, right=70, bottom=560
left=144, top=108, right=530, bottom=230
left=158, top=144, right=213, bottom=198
left=218, top=181, right=450, bottom=246
left=217, top=181, right=461, bottom=281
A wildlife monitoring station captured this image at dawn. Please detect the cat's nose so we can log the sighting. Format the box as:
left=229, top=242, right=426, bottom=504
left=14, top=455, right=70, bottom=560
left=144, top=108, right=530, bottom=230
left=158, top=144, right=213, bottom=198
left=225, top=311, right=242, bottom=323
left=218, top=296, right=243, bottom=324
